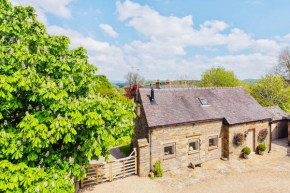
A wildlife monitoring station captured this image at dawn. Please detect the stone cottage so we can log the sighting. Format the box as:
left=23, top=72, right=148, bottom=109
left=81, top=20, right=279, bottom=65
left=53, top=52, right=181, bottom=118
left=134, top=85, right=272, bottom=176
left=264, top=106, right=289, bottom=140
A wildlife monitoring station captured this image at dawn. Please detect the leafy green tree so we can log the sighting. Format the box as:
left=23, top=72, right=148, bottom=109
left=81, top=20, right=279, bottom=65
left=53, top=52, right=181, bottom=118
left=199, top=67, right=241, bottom=87
left=95, top=75, right=129, bottom=103
left=0, top=1, right=135, bottom=192
left=96, top=75, right=113, bottom=90
left=251, top=74, right=290, bottom=111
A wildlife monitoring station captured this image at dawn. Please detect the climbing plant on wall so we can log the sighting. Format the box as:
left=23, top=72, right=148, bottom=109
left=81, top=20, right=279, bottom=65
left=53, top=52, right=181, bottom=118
left=0, top=1, right=135, bottom=192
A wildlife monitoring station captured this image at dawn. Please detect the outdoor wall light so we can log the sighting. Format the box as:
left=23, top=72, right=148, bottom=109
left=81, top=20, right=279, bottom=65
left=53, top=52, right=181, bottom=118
left=244, top=131, right=248, bottom=137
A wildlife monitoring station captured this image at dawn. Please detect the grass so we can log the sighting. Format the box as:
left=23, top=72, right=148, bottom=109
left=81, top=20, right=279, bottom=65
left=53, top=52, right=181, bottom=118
left=119, top=143, right=132, bottom=157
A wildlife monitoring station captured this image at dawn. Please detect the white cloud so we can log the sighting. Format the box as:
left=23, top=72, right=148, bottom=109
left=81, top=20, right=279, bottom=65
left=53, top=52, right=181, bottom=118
left=116, top=0, right=283, bottom=55
left=47, top=26, right=130, bottom=80
left=113, top=0, right=286, bottom=81
left=10, top=0, right=73, bottom=24
left=99, top=24, right=119, bottom=38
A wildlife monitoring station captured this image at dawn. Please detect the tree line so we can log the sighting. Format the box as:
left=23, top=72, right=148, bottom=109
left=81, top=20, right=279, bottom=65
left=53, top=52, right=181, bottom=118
left=124, top=48, right=290, bottom=112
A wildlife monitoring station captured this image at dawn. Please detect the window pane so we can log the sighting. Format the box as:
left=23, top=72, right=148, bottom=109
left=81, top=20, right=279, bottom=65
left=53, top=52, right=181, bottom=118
left=164, top=144, right=175, bottom=156
left=209, top=136, right=218, bottom=147
left=189, top=140, right=199, bottom=151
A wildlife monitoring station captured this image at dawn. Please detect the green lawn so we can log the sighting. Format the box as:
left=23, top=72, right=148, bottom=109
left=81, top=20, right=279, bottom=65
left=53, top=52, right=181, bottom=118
left=119, top=143, right=132, bottom=157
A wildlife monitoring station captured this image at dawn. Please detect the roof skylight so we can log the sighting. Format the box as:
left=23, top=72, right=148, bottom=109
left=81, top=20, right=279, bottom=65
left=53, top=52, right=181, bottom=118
left=199, top=98, right=209, bottom=106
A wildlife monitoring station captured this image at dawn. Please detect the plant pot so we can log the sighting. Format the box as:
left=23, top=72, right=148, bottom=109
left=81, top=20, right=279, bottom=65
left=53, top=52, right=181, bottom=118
left=243, top=153, right=249, bottom=159
left=258, top=150, right=264, bottom=155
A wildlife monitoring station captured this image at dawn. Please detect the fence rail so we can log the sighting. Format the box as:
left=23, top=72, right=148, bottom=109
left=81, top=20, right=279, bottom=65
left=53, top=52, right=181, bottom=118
left=81, top=148, right=137, bottom=188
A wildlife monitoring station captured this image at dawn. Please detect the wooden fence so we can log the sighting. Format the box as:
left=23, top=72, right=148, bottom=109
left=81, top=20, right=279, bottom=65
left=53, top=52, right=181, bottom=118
left=81, top=148, right=137, bottom=188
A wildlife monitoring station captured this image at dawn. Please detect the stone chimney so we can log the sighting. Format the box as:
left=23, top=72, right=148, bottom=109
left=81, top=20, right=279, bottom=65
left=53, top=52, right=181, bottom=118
left=156, top=79, right=161, bottom=89
left=182, top=80, right=187, bottom=87
left=166, top=80, right=171, bottom=86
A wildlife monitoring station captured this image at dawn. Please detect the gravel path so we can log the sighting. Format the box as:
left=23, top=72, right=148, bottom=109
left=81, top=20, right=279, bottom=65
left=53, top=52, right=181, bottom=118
left=80, top=169, right=290, bottom=193
left=181, top=170, right=290, bottom=193
left=79, top=176, right=167, bottom=193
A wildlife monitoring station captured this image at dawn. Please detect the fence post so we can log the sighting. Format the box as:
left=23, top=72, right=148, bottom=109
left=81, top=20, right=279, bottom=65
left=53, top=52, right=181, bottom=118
left=109, top=160, right=113, bottom=182
left=81, top=179, right=84, bottom=189
left=134, top=148, right=137, bottom=174
left=96, top=165, right=99, bottom=185
left=123, top=160, right=126, bottom=178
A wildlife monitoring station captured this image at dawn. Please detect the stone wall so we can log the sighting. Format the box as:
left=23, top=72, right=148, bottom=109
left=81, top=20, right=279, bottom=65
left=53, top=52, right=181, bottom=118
left=137, top=139, right=150, bottom=177
left=133, top=99, right=149, bottom=148
left=228, top=120, right=270, bottom=158
left=150, top=121, right=223, bottom=172
left=222, top=124, right=230, bottom=158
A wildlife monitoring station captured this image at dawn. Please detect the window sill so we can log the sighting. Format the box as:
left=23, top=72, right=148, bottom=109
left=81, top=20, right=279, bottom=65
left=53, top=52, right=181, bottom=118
left=188, top=151, right=200, bottom=155
left=208, top=147, right=218, bottom=151
left=163, top=155, right=176, bottom=160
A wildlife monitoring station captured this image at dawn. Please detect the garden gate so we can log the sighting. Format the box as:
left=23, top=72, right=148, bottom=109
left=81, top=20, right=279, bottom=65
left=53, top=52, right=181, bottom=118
left=80, top=148, right=137, bottom=188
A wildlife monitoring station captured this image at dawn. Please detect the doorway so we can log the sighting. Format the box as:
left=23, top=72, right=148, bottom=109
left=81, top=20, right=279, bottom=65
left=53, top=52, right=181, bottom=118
left=247, top=129, right=255, bottom=152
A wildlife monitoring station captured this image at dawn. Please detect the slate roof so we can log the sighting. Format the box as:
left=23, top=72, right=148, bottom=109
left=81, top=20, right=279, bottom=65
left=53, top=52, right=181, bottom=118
left=264, top=106, right=289, bottom=121
left=139, top=87, right=272, bottom=127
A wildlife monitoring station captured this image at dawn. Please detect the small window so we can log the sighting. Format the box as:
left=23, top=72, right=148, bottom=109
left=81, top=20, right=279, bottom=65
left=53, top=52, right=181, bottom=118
left=188, top=139, right=199, bottom=152
left=209, top=135, right=218, bottom=148
left=199, top=98, right=209, bottom=105
left=164, top=143, right=175, bottom=157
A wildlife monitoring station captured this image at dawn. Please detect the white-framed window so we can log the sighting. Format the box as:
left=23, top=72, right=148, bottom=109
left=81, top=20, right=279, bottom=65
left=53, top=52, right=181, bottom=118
left=164, top=143, right=175, bottom=157
left=188, top=139, right=199, bottom=152
left=209, top=135, right=218, bottom=148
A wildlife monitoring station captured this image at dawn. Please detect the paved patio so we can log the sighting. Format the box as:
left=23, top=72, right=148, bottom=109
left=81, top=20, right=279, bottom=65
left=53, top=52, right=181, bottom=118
left=80, top=138, right=290, bottom=193
left=154, top=138, right=290, bottom=188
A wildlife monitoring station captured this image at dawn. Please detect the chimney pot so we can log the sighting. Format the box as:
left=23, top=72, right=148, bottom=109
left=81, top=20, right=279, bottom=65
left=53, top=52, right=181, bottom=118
left=182, top=80, right=187, bottom=87
left=156, top=79, right=161, bottom=89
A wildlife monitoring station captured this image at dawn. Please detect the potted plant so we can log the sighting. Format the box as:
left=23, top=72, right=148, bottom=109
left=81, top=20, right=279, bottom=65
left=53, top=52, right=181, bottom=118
left=257, top=143, right=266, bottom=155
left=242, top=146, right=251, bottom=159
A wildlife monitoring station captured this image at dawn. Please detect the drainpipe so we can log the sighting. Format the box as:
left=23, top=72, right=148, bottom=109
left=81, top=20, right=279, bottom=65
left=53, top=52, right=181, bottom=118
left=149, top=127, right=153, bottom=172
left=268, top=121, right=272, bottom=153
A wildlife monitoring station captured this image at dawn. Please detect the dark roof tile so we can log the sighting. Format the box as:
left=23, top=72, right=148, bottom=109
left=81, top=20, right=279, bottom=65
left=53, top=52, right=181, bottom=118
left=139, top=87, right=272, bottom=127
left=264, top=106, right=289, bottom=121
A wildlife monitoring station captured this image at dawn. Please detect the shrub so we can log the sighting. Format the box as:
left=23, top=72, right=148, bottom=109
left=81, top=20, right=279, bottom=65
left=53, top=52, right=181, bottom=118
left=257, top=144, right=266, bottom=152
left=242, top=147, right=251, bottom=155
left=153, top=160, right=163, bottom=177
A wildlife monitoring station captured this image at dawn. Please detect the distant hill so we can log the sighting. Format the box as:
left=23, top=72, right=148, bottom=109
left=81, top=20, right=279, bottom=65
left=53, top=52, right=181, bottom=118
left=114, top=79, right=260, bottom=87
left=110, top=81, right=128, bottom=88
left=241, top=79, right=260, bottom=85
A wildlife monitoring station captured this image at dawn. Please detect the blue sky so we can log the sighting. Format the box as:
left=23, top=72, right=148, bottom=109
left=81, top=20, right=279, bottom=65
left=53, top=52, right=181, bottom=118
left=11, top=0, right=290, bottom=81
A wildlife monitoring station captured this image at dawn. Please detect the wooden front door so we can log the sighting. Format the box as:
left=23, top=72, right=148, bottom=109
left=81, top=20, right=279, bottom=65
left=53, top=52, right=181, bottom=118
left=247, top=129, right=255, bottom=152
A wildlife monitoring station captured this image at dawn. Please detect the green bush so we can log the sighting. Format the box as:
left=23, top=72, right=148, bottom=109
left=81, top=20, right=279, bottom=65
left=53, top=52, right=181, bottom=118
left=153, top=160, right=163, bottom=177
left=242, top=147, right=251, bottom=155
left=257, top=144, right=266, bottom=151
